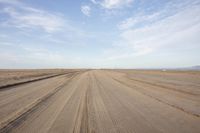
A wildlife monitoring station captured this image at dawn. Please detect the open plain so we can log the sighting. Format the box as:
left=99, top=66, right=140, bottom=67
left=0, top=69, right=200, bottom=133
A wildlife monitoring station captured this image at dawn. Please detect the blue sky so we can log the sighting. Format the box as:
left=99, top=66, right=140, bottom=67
left=0, top=0, right=200, bottom=68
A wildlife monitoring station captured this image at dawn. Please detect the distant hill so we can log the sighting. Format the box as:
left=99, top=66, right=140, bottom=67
left=176, top=65, right=200, bottom=70
left=185, top=65, right=200, bottom=70
left=150, top=65, right=200, bottom=71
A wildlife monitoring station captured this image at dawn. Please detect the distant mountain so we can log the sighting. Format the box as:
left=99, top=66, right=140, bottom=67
left=154, top=65, right=200, bottom=71
left=187, top=65, right=200, bottom=70
left=127, top=65, right=200, bottom=71
left=178, top=65, right=200, bottom=70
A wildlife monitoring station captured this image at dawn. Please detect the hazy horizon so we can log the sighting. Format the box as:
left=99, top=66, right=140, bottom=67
left=0, top=0, right=200, bottom=68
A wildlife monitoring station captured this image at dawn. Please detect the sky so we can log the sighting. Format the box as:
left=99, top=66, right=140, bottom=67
left=0, top=0, right=200, bottom=68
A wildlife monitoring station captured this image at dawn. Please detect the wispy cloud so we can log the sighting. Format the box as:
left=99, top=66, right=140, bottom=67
left=81, top=5, right=91, bottom=16
left=2, top=6, right=64, bottom=33
left=0, top=1, right=92, bottom=43
left=118, top=12, right=162, bottom=30
left=0, top=0, right=96, bottom=68
left=105, top=1, right=200, bottom=60
left=91, top=0, right=134, bottom=9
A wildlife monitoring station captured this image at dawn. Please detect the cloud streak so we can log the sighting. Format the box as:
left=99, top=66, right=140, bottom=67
left=2, top=6, right=64, bottom=33
left=91, top=0, right=134, bottom=9
left=0, top=1, right=92, bottom=44
left=105, top=1, right=200, bottom=60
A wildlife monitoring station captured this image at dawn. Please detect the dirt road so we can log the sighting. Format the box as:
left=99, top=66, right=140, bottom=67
left=0, top=70, right=200, bottom=133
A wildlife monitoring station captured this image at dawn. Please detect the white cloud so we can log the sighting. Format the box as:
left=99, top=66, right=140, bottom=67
left=106, top=2, right=200, bottom=60
left=81, top=5, right=91, bottom=16
left=102, top=0, right=133, bottom=9
left=90, top=0, right=98, bottom=4
left=91, top=0, right=133, bottom=9
left=118, top=12, right=162, bottom=30
left=0, top=3, right=93, bottom=45
left=2, top=6, right=64, bottom=33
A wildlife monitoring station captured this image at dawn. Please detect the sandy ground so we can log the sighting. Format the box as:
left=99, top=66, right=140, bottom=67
left=0, top=70, right=199, bottom=133
left=0, top=69, right=76, bottom=88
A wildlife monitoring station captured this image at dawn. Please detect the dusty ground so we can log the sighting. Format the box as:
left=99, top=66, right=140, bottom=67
left=0, top=69, right=199, bottom=133
left=0, top=69, right=79, bottom=88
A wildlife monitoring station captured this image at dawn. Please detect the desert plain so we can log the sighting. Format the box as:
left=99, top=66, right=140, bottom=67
left=0, top=69, right=200, bottom=133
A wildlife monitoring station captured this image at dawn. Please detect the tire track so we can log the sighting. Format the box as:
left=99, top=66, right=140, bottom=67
left=46, top=72, right=90, bottom=133
left=89, top=72, right=118, bottom=133
left=108, top=73, right=200, bottom=118
left=72, top=74, right=90, bottom=133
left=0, top=71, right=80, bottom=133
left=96, top=71, right=200, bottom=133
left=94, top=71, right=162, bottom=133
left=124, top=74, right=199, bottom=96
left=0, top=72, right=77, bottom=91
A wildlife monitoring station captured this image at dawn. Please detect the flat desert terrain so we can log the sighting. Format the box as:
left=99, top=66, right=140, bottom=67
left=0, top=69, right=79, bottom=88
left=0, top=69, right=200, bottom=133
